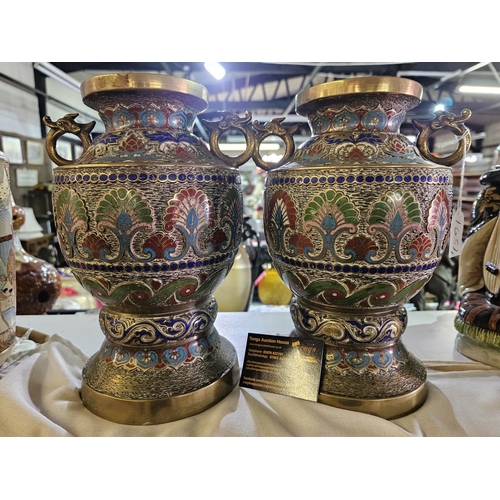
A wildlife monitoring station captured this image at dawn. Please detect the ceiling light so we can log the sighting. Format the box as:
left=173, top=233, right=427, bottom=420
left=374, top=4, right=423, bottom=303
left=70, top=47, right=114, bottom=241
left=458, top=85, right=500, bottom=95
left=33, top=62, right=81, bottom=92
left=204, top=62, right=225, bottom=80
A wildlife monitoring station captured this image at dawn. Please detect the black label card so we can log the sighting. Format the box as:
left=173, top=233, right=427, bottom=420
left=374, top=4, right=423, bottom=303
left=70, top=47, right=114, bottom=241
left=239, top=333, right=325, bottom=402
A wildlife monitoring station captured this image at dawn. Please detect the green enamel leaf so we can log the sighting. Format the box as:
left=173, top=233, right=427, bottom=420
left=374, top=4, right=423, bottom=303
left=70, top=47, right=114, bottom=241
left=369, top=190, right=421, bottom=225
left=55, top=188, right=88, bottom=226
left=96, top=188, right=153, bottom=225
left=304, top=191, right=357, bottom=225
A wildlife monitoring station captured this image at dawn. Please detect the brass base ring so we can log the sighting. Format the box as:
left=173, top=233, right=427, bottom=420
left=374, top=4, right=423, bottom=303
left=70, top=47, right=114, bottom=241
left=317, top=382, right=428, bottom=420
left=81, top=361, right=239, bottom=426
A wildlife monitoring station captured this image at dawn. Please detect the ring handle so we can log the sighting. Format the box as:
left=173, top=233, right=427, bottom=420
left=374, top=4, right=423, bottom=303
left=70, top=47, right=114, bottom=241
left=412, top=109, right=472, bottom=166
left=202, top=111, right=256, bottom=168
left=43, top=113, right=95, bottom=166
left=252, top=118, right=299, bottom=171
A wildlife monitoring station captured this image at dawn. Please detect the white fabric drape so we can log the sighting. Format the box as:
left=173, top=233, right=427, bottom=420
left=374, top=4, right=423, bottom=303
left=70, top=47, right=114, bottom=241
left=0, top=311, right=498, bottom=437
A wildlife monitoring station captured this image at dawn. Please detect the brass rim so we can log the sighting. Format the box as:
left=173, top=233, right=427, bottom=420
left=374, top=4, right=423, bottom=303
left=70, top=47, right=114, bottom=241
left=296, top=76, right=423, bottom=114
left=81, top=362, right=239, bottom=425
left=81, top=72, right=209, bottom=105
left=317, top=382, right=428, bottom=420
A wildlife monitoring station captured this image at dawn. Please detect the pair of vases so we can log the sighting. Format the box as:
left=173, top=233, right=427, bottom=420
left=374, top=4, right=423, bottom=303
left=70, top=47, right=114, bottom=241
left=44, top=72, right=470, bottom=425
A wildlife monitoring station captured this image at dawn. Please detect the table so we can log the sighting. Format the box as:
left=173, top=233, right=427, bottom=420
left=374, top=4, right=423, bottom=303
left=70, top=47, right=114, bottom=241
left=20, top=233, right=55, bottom=256
left=1, top=309, right=499, bottom=437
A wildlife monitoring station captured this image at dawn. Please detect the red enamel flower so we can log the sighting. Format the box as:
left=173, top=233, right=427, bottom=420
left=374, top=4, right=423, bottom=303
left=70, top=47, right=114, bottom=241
left=408, top=234, right=433, bottom=258
left=391, top=138, right=409, bottom=155
left=428, top=189, right=450, bottom=230
left=207, top=228, right=228, bottom=252
left=289, top=232, right=313, bottom=255
left=164, top=188, right=214, bottom=232
left=82, top=234, right=110, bottom=259
left=268, top=190, right=297, bottom=229
left=175, top=146, right=193, bottom=160
left=309, top=143, right=323, bottom=156
left=118, top=133, right=147, bottom=152
left=347, top=147, right=368, bottom=162
left=143, top=232, right=176, bottom=256
left=345, top=235, right=378, bottom=261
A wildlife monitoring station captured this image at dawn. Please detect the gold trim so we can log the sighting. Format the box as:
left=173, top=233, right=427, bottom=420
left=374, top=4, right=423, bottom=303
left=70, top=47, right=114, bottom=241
left=317, top=382, right=427, bottom=420
left=81, top=73, right=209, bottom=106
left=296, top=76, right=423, bottom=114
left=295, top=295, right=401, bottom=318
left=53, top=162, right=444, bottom=172
left=53, top=161, right=238, bottom=170
left=81, top=361, right=239, bottom=425
left=266, top=163, right=451, bottom=173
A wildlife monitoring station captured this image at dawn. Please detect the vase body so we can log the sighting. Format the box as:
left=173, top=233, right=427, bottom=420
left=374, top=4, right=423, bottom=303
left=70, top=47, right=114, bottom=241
left=46, top=73, right=244, bottom=424
left=0, top=152, right=15, bottom=367
left=263, top=76, right=461, bottom=418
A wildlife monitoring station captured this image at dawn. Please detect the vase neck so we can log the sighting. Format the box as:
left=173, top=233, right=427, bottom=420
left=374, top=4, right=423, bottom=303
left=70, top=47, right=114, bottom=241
left=86, top=90, right=203, bottom=134
left=305, top=93, right=418, bottom=136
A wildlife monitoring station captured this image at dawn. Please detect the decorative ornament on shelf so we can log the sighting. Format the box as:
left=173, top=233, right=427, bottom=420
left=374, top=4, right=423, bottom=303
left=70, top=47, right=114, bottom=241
left=455, top=166, right=500, bottom=367
left=256, top=263, right=292, bottom=306
left=12, top=202, right=61, bottom=315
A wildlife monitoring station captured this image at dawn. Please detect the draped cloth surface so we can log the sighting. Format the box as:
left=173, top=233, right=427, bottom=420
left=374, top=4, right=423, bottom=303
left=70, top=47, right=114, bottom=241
left=0, top=310, right=498, bottom=437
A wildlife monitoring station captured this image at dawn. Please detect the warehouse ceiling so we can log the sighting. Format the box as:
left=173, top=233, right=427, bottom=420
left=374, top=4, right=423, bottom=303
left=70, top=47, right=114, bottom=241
left=46, top=61, right=500, bottom=147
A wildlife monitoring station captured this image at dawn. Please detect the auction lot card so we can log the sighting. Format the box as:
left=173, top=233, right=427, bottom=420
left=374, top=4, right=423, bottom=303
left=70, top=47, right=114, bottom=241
left=239, top=333, right=325, bottom=402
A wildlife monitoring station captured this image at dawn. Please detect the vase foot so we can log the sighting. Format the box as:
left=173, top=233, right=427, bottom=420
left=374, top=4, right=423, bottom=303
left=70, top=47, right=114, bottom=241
left=80, top=332, right=238, bottom=425
left=318, top=383, right=427, bottom=420
left=291, top=325, right=428, bottom=419
left=316, top=342, right=427, bottom=419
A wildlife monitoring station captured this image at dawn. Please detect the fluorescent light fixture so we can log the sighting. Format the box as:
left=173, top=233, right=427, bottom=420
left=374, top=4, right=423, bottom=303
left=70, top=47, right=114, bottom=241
left=33, top=62, right=81, bottom=92
left=219, top=142, right=281, bottom=152
left=204, top=62, right=225, bottom=80
left=458, top=85, right=500, bottom=95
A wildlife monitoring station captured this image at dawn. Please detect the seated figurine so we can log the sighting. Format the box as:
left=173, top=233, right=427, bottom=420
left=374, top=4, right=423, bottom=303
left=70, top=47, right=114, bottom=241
left=455, top=166, right=500, bottom=366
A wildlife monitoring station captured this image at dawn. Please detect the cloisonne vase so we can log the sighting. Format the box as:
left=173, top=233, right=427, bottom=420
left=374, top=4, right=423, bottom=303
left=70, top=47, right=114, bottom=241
left=44, top=73, right=257, bottom=425
left=258, top=76, right=471, bottom=419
